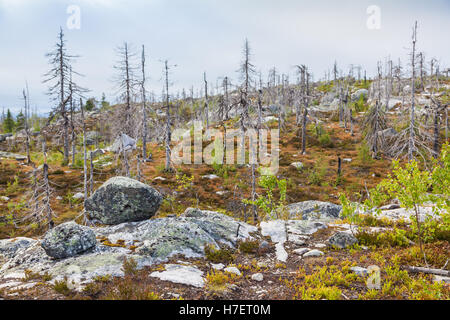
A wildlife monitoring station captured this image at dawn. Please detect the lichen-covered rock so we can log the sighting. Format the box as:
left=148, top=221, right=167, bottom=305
left=351, top=89, right=368, bottom=102
left=327, top=232, right=358, bottom=249
left=96, top=208, right=258, bottom=260
left=41, top=222, right=97, bottom=259
left=287, top=201, right=342, bottom=221
left=0, top=208, right=257, bottom=290
left=85, top=176, right=162, bottom=225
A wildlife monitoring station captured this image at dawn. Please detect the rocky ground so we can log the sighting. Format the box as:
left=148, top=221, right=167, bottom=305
left=1, top=188, right=448, bottom=300
left=0, top=79, right=449, bottom=300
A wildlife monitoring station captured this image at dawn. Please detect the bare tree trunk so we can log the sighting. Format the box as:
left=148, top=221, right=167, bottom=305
left=22, top=88, right=31, bottom=164
left=43, top=161, right=53, bottom=230
left=164, top=60, right=172, bottom=172
left=141, top=45, right=149, bottom=160
left=433, top=108, right=440, bottom=158
left=204, top=72, right=209, bottom=128
left=408, top=22, right=418, bottom=162
left=90, top=151, right=94, bottom=194
left=80, top=99, right=88, bottom=206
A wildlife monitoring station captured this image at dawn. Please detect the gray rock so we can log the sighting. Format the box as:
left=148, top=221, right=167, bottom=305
left=351, top=89, right=368, bottom=102
left=224, top=267, right=241, bottom=276
left=109, top=134, right=136, bottom=153
left=85, top=176, right=162, bottom=225
left=287, top=201, right=342, bottom=220
left=150, top=264, right=205, bottom=288
left=1, top=208, right=257, bottom=290
left=41, top=222, right=97, bottom=259
left=290, top=162, right=304, bottom=170
left=293, top=248, right=310, bottom=256
left=303, top=249, right=324, bottom=257
left=202, top=174, right=220, bottom=180
left=350, top=266, right=368, bottom=277
left=85, top=131, right=100, bottom=146
left=0, top=151, right=26, bottom=161
left=89, top=149, right=105, bottom=159
left=211, top=263, right=225, bottom=270
left=0, top=196, right=10, bottom=202
left=251, top=273, right=264, bottom=282
left=327, top=232, right=358, bottom=249
left=259, top=240, right=270, bottom=250
left=72, top=192, right=84, bottom=200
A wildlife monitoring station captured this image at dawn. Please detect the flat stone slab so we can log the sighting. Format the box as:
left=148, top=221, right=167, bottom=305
left=149, top=264, right=205, bottom=288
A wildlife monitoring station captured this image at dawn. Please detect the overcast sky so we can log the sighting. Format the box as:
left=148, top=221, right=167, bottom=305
left=0, top=0, right=449, bottom=115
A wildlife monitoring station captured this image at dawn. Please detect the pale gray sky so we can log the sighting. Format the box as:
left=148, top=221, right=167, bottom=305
left=0, top=0, right=449, bottom=114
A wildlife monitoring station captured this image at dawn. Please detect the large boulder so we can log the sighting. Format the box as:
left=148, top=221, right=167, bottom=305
left=287, top=201, right=342, bottom=221
left=41, top=222, right=97, bottom=259
left=85, top=176, right=162, bottom=225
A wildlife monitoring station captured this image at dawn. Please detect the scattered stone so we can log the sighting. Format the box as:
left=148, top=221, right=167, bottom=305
left=343, top=158, right=352, bottom=163
left=41, top=222, right=97, bottom=259
left=224, top=267, right=241, bottom=276
left=293, top=248, right=310, bottom=256
left=275, top=243, right=288, bottom=262
left=72, top=192, right=84, bottom=200
left=202, top=174, right=220, bottom=180
left=251, top=273, right=264, bottom=282
left=303, top=249, right=324, bottom=257
left=257, top=261, right=268, bottom=268
left=216, top=191, right=228, bottom=196
left=259, top=240, right=270, bottom=250
left=327, top=232, right=358, bottom=249
left=0, top=151, right=26, bottom=161
left=290, top=162, right=304, bottom=170
left=351, top=89, right=368, bottom=102
left=350, top=266, right=368, bottom=277
left=153, top=176, right=167, bottom=181
left=314, top=243, right=327, bottom=248
left=0, top=196, right=10, bottom=202
left=211, top=263, right=225, bottom=270
left=109, top=134, right=136, bottom=153
left=150, top=264, right=205, bottom=288
left=287, top=201, right=342, bottom=220
left=85, top=176, right=163, bottom=225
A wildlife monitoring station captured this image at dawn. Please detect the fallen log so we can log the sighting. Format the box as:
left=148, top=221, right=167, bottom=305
left=403, top=266, right=450, bottom=277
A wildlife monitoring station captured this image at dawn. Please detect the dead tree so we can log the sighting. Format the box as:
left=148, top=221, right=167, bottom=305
left=164, top=60, right=173, bottom=172
left=140, top=45, right=151, bottom=161
left=43, top=27, right=79, bottom=165
left=22, top=85, right=31, bottom=164
left=388, top=22, right=433, bottom=162
left=113, top=42, right=138, bottom=137
left=22, top=162, right=55, bottom=231
left=203, top=72, right=209, bottom=128
left=80, top=98, right=89, bottom=223
left=363, top=99, right=387, bottom=158
left=239, top=39, right=257, bottom=223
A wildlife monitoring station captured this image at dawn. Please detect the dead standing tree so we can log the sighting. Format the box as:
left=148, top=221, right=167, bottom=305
left=113, top=42, right=138, bottom=137
left=140, top=45, right=153, bottom=162
left=364, top=62, right=388, bottom=158
left=22, top=152, right=55, bottom=231
left=22, top=84, right=31, bottom=165
left=389, top=22, right=433, bottom=161
left=163, top=60, right=176, bottom=172
left=239, top=38, right=258, bottom=223
left=43, top=27, right=79, bottom=165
